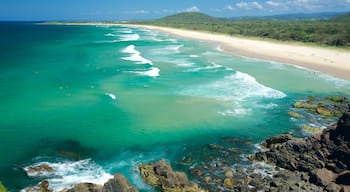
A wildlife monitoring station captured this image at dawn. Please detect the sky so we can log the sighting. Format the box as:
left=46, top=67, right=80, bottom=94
left=1, top=0, right=350, bottom=21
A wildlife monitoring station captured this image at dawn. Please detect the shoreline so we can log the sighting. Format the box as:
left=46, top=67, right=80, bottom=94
left=125, top=24, right=350, bottom=81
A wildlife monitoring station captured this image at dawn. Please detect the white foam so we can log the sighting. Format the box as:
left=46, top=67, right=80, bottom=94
left=136, top=67, right=160, bottom=77
left=218, top=108, right=251, bottom=116
left=179, top=71, right=286, bottom=116
left=189, top=55, right=199, bottom=58
left=104, top=33, right=116, bottom=37
left=216, top=45, right=224, bottom=52
left=180, top=71, right=286, bottom=100
left=151, top=45, right=183, bottom=55
left=119, top=33, right=140, bottom=41
left=23, top=159, right=113, bottom=192
left=186, top=62, right=226, bottom=72
left=105, top=93, right=116, bottom=100
left=232, top=72, right=287, bottom=99
left=117, top=28, right=133, bottom=34
left=122, top=45, right=153, bottom=65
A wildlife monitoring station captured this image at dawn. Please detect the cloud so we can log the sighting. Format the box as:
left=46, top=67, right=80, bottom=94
left=183, top=6, right=200, bottom=12
left=134, top=10, right=149, bottom=14
left=226, top=5, right=234, bottom=11
left=266, top=1, right=280, bottom=7
left=236, top=1, right=263, bottom=9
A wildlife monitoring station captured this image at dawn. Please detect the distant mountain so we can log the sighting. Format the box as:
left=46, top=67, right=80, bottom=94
left=232, top=12, right=345, bottom=21
left=331, top=12, right=350, bottom=22
left=158, top=12, right=219, bottom=23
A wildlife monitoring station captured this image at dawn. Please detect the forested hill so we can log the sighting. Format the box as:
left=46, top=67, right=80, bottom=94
left=137, top=12, right=350, bottom=47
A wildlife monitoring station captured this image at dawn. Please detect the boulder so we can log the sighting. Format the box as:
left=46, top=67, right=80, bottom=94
left=223, top=178, right=235, bottom=188
left=138, top=159, right=204, bottom=192
left=310, top=168, right=336, bottom=186
left=24, top=180, right=52, bottom=192
left=102, top=173, right=138, bottom=192
left=224, top=169, right=234, bottom=177
left=317, top=107, right=332, bottom=117
left=64, top=183, right=102, bottom=192
left=25, top=164, right=54, bottom=177
left=262, top=134, right=293, bottom=149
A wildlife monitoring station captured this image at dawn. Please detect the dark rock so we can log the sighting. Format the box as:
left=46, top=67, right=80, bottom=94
left=262, top=134, right=293, bottom=149
left=138, top=159, right=203, bottom=192
left=102, top=173, right=138, bottom=192
left=336, top=172, right=350, bottom=185
left=334, top=111, right=350, bottom=141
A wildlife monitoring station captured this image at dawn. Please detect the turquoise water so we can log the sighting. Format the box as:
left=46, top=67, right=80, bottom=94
left=0, top=22, right=349, bottom=191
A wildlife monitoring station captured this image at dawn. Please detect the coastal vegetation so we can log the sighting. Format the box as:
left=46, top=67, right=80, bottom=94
left=136, top=12, right=350, bottom=47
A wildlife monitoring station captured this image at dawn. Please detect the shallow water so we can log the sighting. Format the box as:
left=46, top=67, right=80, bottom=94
left=0, top=22, right=349, bottom=191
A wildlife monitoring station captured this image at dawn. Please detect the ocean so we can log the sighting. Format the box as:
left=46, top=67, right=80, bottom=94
left=0, top=22, right=349, bottom=191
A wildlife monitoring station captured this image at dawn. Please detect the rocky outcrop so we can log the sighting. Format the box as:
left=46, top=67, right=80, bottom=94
left=60, top=174, right=138, bottom=192
left=63, top=183, right=102, bottom=192
left=139, top=159, right=204, bottom=192
left=250, top=110, right=350, bottom=191
left=102, top=174, right=138, bottom=192
left=24, top=180, right=52, bottom=192
left=25, top=164, right=54, bottom=177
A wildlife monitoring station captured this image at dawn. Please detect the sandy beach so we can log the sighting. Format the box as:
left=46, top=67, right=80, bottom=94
left=126, top=24, right=350, bottom=80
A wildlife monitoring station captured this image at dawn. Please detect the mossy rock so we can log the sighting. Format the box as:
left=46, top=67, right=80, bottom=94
left=0, top=182, right=7, bottom=192
left=302, top=125, right=322, bottom=134
left=294, top=102, right=316, bottom=109
left=316, top=107, right=332, bottom=117
left=307, top=96, right=316, bottom=102
left=138, top=164, right=159, bottom=186
left=288, top=111, right=301, bottom=118
left=317, top=102, right=326, bottom=107
left=326, top=96, right=349, bottom=103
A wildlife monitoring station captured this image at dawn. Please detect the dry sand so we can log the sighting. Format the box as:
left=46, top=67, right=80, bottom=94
left=127, top=24, right=350, bottom=80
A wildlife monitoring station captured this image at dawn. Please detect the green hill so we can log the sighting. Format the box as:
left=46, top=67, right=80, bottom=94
left=137, top=12, right=350, bottom=47
left=332, top=12, right=350, bottom=22
left=158, top=12, right=219, bottom=24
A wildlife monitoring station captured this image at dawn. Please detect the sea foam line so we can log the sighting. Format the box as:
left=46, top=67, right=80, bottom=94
left=23, top=159, right=113, bottom=192
left=121, top=45, right=153, bottom=65
left=135, top=67, right=160, bottom=77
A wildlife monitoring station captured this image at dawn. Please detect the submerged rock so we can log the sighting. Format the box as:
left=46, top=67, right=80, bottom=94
left=288, top=111, right=301, bottom=118
left=138, top=159, right=204, bottom=192
left=294, top=102, right=316, bottom=109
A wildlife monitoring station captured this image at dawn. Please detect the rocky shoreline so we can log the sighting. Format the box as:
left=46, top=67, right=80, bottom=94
left=6, top=97, right=350, bottom=192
